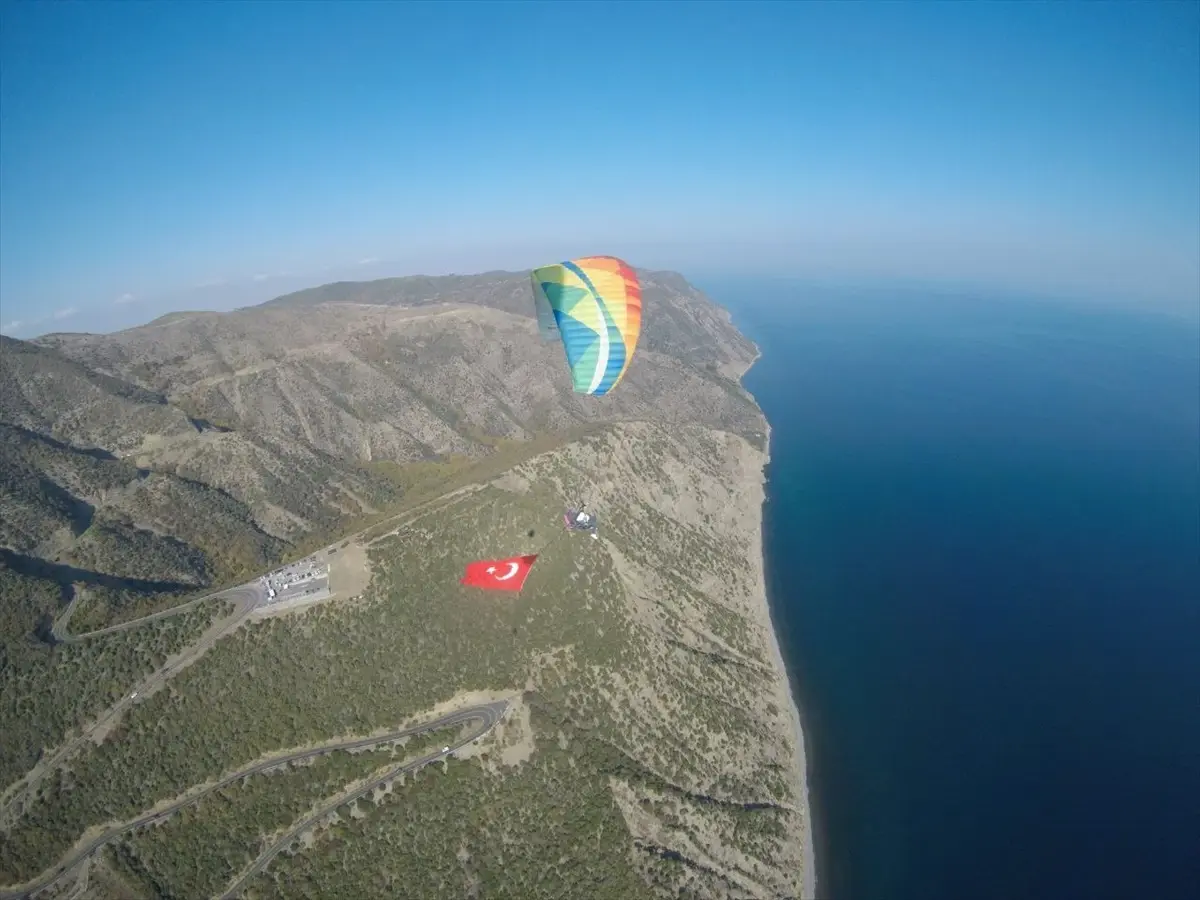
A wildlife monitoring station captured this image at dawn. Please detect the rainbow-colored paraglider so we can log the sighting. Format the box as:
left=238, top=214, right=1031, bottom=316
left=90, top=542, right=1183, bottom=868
left=530, top=255, right=642, bottom=396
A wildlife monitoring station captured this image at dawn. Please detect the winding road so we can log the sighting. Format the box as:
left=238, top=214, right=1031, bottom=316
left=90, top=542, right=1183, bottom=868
left=0, top=480, right=502, bottom=896
left=51, top=589, right=214, bottom=645
left=47, top=482, right=484, bottom=646
left=0, top=700, right=509, bottom=900
left=0, top=485, right=482, bottom=824
left=0, top=585, right=265, bottom=828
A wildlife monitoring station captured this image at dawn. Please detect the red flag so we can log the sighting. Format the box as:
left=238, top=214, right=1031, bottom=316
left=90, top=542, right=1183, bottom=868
left=459, top=554, right=538, bottom=592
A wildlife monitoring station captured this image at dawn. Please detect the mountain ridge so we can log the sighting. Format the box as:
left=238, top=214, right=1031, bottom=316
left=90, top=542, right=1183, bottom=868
left=2, top=266, right=763, bottom=631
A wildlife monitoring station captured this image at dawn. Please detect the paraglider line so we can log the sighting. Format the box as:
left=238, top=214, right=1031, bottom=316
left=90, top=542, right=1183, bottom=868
left=534, top=527, right=569, bottom=558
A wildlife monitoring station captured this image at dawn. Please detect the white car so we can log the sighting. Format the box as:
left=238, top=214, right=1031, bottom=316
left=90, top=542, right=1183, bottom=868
left=130, top=692, right=138, bottom=699
left=442, top=746, right=450, bottom=753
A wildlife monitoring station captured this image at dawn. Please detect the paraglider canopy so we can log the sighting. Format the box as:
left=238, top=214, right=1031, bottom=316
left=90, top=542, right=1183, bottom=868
left=530, top=256, right=642, bottom=396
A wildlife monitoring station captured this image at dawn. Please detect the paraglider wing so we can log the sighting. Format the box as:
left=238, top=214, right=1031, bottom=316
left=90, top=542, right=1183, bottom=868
left=530, top=256, right=642, bottom=395
left=532, top=274, right=561, bottom=343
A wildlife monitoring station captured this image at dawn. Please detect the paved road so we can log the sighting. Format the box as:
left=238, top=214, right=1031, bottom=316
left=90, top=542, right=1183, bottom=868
left=51, top=591, right=212, bottom=645
left=0, top=701, right=509, bottom=900
left=0, top=482, right=495, bottom=881
left=49, top=483, right=482, bottom=645
left=2, top=487, right=478, bottom=819
left=217, top=699, right=508, bottom=899
left=0, top=585, right=265, bottom=826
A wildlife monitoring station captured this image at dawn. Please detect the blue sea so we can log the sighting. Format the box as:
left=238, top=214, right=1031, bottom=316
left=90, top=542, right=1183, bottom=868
left=700, top=280, right=1200, bottom=900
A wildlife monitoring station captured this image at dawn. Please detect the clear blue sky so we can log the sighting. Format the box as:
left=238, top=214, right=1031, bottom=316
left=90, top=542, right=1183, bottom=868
left=1, top=0, right=1197, bottom=335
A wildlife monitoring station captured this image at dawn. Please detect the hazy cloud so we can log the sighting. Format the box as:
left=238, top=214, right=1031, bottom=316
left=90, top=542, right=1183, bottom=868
left=358, top=257, right=379, bottom=265
left=252, top=273, right=270, bottom=282
left=114, top=292, right=135, bottom=305
left=53, top=306, right=78, bottom=320
left=0, top=320, right=22, bottom=334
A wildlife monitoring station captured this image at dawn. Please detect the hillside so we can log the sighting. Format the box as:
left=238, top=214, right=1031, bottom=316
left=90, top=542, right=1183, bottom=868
left=27, top=269, right=759, bottom=538
left=0, top=266, right=810, bottom=899
left=3, top=267, right=762, bottom=613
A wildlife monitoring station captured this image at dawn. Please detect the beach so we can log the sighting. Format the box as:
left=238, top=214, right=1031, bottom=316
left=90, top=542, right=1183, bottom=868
left=758, top=417, right=818, bottom=900
left=739, top=346, right=818, bottom=900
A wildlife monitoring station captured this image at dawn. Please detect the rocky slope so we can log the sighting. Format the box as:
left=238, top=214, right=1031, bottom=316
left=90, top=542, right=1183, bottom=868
left=2, top=269, right=761, bottom=622
left=0, top=337, right=289, bottom=633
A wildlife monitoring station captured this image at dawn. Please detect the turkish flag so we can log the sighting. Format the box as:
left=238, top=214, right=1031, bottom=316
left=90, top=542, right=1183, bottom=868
left=459, top=554, right=538, bottom=592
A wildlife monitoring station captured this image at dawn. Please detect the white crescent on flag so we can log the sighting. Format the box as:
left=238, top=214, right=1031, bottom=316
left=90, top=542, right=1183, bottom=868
left=489, top=562, right=520, bottom=581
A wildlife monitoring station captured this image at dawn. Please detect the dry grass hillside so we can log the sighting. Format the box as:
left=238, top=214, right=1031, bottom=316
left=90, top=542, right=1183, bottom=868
left=4, top=268, right=762, bottom=620
left=0, top=422, right=806, bottom=900
left=1, top=264, right=762, bottom=650
left=0, top=267, right=813, bottom=899
left=35, top=269, right=762, bottom=461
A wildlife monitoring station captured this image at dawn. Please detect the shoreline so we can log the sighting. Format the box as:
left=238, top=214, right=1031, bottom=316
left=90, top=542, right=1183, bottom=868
left=741, top=344, right=818, bottom=899
left=758, top=416, right=818, bottom=900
